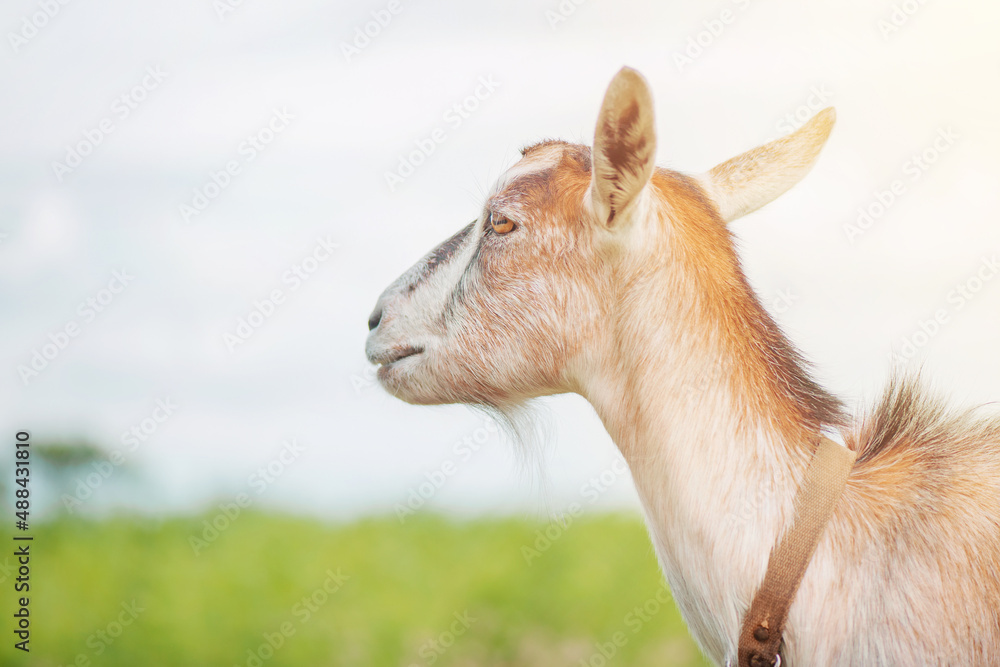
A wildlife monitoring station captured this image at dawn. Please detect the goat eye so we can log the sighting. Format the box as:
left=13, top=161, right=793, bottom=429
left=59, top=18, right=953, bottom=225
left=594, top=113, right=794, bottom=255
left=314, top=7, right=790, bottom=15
left=490, top=212, right=515, bottom=234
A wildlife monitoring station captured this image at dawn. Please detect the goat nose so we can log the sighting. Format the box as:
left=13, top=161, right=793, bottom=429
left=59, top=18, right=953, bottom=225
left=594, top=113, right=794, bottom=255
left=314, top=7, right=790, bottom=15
left=367, top=305, right=383, bottom=331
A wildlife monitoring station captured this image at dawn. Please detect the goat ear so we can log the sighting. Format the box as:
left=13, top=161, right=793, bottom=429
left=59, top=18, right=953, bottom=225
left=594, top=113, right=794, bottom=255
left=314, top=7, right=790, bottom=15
left=590, top=67, right=657, bottom=227
left=698, top=108, right=836, bottom=223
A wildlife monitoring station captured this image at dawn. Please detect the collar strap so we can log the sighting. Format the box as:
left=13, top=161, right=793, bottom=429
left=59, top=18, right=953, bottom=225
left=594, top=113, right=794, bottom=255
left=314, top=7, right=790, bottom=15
left=737, top=436, right=857, bottom=667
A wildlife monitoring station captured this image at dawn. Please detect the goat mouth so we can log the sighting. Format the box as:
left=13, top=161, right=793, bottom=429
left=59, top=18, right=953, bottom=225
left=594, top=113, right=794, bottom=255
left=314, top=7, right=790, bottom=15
left=375, top=345, right=424, bottom=366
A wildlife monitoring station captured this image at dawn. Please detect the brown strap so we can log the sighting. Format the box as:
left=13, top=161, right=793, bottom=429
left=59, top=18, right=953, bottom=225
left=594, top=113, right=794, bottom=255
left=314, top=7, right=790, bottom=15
left=737, top=436, right=856, bottom=667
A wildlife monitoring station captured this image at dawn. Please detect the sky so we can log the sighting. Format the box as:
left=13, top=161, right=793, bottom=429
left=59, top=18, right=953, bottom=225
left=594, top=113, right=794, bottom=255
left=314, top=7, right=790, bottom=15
left=1, top=0, right=999, bottom=521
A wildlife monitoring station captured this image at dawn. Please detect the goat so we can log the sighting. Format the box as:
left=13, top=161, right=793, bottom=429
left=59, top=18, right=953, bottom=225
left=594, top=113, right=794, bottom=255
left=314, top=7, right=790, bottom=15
left=366, top=67, right=1000, bottom=665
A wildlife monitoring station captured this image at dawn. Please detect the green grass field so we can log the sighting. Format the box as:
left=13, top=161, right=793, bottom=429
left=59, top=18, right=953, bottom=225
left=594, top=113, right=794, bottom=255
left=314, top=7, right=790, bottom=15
left=0, top=512, right=709, bottom=667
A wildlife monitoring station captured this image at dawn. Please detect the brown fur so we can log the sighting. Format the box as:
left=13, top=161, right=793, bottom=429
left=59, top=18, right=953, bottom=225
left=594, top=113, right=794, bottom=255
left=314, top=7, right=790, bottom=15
left=653, top=170, right=846, bottom=440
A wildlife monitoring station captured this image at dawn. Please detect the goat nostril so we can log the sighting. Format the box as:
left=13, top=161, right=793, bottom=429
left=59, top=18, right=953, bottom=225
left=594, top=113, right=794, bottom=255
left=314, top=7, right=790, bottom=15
left=367, top=306, right=383, bottom=331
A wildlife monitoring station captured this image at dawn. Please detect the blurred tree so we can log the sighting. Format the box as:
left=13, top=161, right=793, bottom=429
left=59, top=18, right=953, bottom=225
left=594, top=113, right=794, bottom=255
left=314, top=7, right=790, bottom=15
left=35, top=441, right=108, bottom=470
left=33, top=440, right=135, bottom=516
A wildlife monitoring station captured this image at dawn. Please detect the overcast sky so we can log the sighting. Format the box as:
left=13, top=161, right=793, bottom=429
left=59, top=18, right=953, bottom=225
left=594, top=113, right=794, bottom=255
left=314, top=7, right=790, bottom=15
left=2, top=0, right=998, bottom=520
